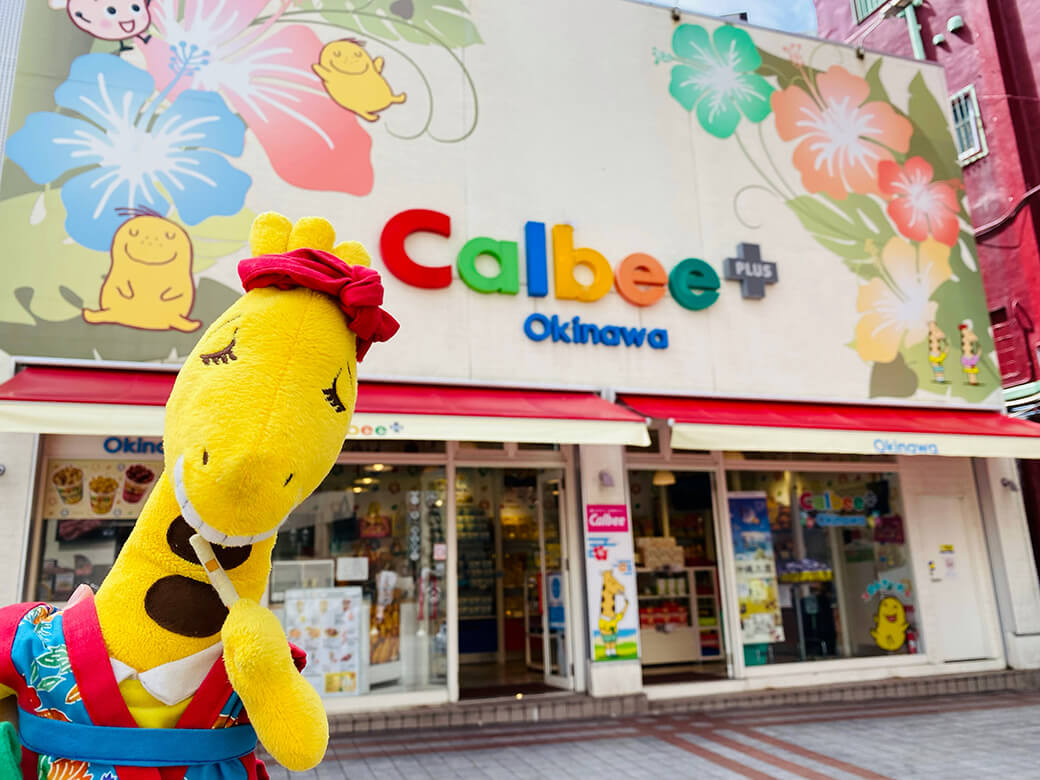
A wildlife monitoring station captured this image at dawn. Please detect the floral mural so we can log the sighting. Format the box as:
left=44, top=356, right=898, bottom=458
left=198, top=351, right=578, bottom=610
left=656, top=23, right=995, bottom=403
left=0, top=0, right=481, bottom=360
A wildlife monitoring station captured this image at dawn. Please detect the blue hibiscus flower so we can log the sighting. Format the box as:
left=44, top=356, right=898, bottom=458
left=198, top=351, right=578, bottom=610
left=6, top=53, right=250, bottom=251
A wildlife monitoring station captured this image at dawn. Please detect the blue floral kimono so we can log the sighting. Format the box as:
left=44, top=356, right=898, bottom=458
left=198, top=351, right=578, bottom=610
left=0, top=595, right=295, bottom=780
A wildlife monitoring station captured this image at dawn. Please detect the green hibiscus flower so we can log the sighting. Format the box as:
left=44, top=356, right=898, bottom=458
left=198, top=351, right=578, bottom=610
left=664, top=24, right=774, bottom=138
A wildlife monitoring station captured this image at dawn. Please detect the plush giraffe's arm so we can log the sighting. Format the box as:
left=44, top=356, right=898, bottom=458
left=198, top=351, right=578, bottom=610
left=0, top=683, right=13, bottom=699
left=222, top=599, right=328, bottom=771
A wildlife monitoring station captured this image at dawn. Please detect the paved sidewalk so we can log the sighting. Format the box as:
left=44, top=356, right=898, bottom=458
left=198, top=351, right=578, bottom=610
left=262, top=690, right=1040, bottom=779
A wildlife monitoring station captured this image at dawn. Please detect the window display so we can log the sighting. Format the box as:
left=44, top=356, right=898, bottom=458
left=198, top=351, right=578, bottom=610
left=271, top=462, right=448, bottom=696
left=726, top=470, right=919, bottom=665
left=628, top=470, right=725, bottom=674
left=34, top=456, right=162, bottom=602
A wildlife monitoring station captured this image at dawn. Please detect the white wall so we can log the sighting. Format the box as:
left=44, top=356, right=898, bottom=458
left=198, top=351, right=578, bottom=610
left=974, top=457, right=1040, bottom=668
left=0, top=432, right=37, bottom=604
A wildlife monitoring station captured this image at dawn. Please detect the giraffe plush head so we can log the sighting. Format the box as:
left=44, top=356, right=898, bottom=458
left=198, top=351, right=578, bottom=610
left=166, top=213, right=398, bottom=546
left=94, top=213, right=398, bottom=669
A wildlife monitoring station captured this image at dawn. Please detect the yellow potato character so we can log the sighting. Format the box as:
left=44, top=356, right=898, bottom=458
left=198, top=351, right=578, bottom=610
left=313, top=38, right=406, bottom=122
left=82, top=208, right=201, bottom=332
left=870, top=596, right=909, bottom=652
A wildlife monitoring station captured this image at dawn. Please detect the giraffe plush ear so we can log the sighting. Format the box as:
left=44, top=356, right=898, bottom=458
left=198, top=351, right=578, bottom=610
left=332, top=241, right=371, bottom=268
left=249, top=212, right=293, bottom=256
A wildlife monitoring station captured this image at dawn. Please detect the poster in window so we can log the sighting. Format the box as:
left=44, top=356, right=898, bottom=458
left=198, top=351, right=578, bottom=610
left=44, top=458, right=162, bottom=532
left=282, top=587, right=362, bottom=695
left=728, top=491, right=785, bottom=644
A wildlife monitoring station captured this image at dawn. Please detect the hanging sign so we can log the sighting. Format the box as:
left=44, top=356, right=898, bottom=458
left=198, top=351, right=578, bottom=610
left=584, top=504, right=639, bottom=662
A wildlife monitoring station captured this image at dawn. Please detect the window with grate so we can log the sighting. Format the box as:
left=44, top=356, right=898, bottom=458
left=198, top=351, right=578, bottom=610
left=950, top=86, right=988, bottom=165
left=852, top=0, right=887, bottom=22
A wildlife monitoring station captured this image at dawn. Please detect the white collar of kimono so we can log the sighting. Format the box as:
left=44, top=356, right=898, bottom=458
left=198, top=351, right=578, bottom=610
left=110, top=642, right=223, bottom=706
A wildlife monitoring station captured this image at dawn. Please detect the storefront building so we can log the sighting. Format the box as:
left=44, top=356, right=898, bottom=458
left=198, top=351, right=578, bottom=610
left=3, top=0, right=1040, bottom=716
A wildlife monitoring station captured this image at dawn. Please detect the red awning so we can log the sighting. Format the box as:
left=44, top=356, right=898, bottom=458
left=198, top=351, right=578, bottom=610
left=620, top=394, right=1040, bottom=458
left=0, top=366, right=649, bottom=445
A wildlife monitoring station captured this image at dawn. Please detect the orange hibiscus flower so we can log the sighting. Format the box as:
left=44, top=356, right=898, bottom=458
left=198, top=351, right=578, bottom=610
left=854, top=237, right=952, bottom=363
left=48, top=759, right=93, bottom=780
left=878, top=157, right=961, bottom=246
left=772, top=66, right=913, bottom=199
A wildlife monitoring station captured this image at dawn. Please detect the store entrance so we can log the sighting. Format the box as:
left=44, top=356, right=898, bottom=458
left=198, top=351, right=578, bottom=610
left=629, top=469, right=728, bottom=684
left=457, top=467, right=572, bottom=698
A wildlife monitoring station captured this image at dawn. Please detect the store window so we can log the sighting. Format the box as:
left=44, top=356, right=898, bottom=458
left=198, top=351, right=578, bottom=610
left=726, top=470, right=919, bottom=667
left=271, top=461, right=448, bottom=698
left=629, top=470, right=726, bottom=681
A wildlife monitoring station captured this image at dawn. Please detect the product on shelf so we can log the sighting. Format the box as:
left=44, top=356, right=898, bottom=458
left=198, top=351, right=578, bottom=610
left=637, top=537, right=685, bottom=569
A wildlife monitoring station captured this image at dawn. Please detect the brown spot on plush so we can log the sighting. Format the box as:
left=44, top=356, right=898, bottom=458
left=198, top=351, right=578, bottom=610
left=167, top=516, right=252, bottom=570
left=145, top=576, right=228, bottom=637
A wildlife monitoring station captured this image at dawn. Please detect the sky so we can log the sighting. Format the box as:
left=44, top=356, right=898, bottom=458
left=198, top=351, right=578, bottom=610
left=633, top=0, right=819, bottom=35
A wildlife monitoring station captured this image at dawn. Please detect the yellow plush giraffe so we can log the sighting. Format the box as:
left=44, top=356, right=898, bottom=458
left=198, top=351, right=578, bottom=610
left=0, top=213, right=398, bottom=775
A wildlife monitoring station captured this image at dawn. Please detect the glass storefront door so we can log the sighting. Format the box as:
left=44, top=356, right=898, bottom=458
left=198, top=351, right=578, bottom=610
left=536, top=470, right=571, bottom=689
left=457, top=466, right=574, bottom=695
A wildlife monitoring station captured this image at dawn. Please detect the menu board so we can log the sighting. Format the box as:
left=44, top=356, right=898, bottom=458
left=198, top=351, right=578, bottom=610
left=43, top=458, right=162, bottom=539
left=728, top=492, right=785, bottom=644
left=283, top=587, right=362, bottom=695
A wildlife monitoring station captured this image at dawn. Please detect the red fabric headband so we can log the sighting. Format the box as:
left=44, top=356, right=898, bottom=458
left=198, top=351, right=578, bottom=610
left=239, top=248, right=399, bottom=361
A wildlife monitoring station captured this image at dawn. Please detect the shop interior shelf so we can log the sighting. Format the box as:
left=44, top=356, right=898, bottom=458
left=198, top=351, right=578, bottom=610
left=638, top=593, right=690, bottom=600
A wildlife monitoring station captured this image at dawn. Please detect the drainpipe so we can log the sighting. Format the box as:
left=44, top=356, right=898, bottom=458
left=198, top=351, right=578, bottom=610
left=901, top=0, right=926, bottom=60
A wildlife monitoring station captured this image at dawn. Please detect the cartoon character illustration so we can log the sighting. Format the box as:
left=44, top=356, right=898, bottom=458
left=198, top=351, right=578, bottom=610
left=870, top=596, right=909, bottom=652
left=82, top=208, right=201, bottom=332
left=959, top=320, right=981, bottom=386
left=927, top=321, right=948, bottom=383
left=65, top=0, right=152, bottom=51
left=598, top=569, right=629, bottom=657
left=313, top=39, right=407, bottom=122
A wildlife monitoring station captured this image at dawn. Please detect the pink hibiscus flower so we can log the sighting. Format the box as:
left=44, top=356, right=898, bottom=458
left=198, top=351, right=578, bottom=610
left=141, top=0, right=373, bottom=195
left=878, top=157, right=961, bottom=246
left=772, top=65, right=912, bottom=200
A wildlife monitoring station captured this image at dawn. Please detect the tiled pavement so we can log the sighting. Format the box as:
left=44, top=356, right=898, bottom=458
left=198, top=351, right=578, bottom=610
left=261, top=690, right=1040, bottom=779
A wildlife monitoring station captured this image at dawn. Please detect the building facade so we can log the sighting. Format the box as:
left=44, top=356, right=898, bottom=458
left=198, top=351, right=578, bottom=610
left=2, top=0, right=1040, bottom=717
left=815, top=0, right=1040, bottom=623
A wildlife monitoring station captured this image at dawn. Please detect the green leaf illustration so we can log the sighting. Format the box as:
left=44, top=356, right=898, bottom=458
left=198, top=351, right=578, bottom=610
left=869, top=352, right=919, bottom=399
left=35, top=645, right=71, bottom=672
left=755, top=47, right=805, bottom=90
left=0, top=190, right=109, bottom=326
left=35, top=674, right=65, bottom=693
left=863, top=59, right=891, bottom=106
left=786, top=194, right=894, bottom=277
left=302, top=0, right=482, bottom=49
left=907, top=72, right=961, bottom=184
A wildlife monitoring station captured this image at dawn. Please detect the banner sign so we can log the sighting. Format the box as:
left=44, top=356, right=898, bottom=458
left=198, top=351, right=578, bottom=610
left=728, top=492, right=785, bottom=644
left=584, top=504, right=639, bottom=662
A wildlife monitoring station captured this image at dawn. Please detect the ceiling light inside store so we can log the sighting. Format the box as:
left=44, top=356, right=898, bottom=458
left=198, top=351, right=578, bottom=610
left=352, top=486, right=365, bottom=493
left=652, top=470, right=676, bottom=486
left=365, top=464, right=391, bottom=472
left=355, top=477, right=377, bottom=485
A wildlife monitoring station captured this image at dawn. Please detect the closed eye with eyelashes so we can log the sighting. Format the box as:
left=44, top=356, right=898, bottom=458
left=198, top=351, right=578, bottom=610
left=199, top=315, right=242, bottom=366
left=323, top=364, right=352, bottom=413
